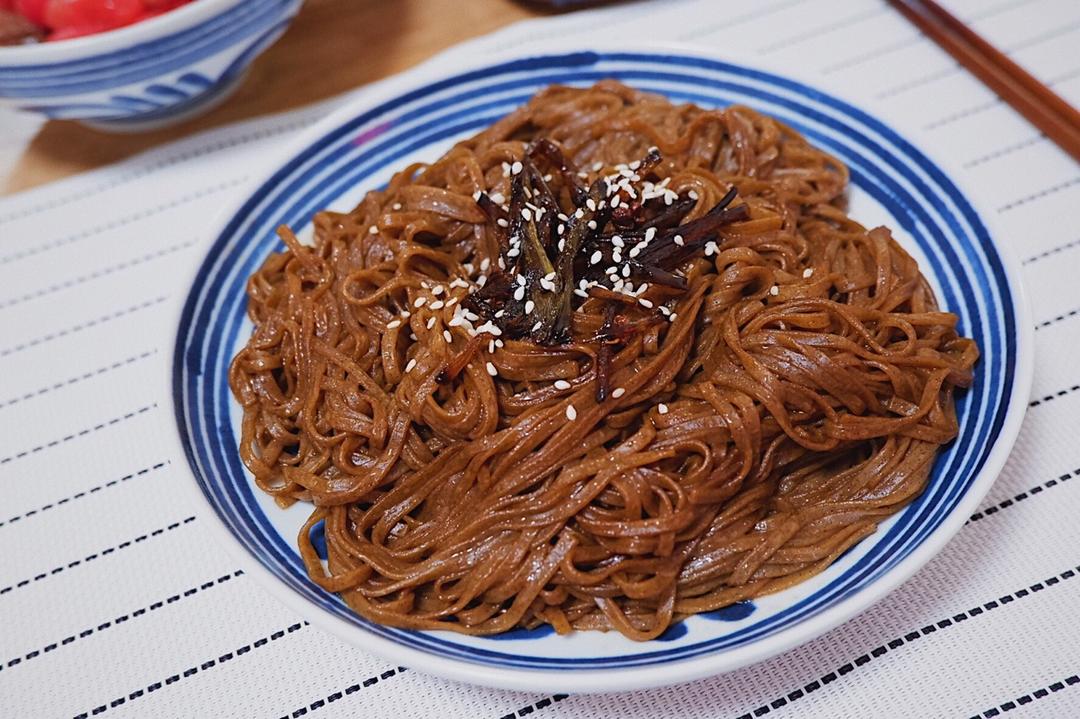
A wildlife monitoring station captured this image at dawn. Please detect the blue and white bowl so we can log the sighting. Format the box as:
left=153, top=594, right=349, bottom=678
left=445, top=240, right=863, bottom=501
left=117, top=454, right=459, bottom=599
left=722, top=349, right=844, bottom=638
left=168, top=45, right=1033, bottom=692
left=0, top=0, right=303, bottom=131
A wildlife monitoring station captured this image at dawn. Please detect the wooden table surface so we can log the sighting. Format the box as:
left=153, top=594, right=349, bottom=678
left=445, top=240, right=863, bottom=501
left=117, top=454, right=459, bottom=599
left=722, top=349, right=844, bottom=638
left=3, top=0, right=544, bottom=196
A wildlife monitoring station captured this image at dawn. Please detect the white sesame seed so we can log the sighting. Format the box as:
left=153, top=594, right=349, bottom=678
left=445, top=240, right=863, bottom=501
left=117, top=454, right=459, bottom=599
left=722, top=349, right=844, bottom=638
left=431, top=300, right=446, bottom=310
left=448, top=317, right=464, bottom=327
left=490, top=192, right=505, bottom=205
left=392, top=203, right=402, bottom=210
left=497, top=257, right=506, bottom=270
left=658, top=305, right=671, bottom=316
left=443, top=330, right=453, bottom=343
left=525, top=300, right=535, bottom=314
left=622, top=265, right=632, bottom=278
left=544, top=271, right=556, bottom=281
left=369, top=225, right=379, bottom=235
left=476, top=275, right=487, bottom=288
left=387, top=319, right=402, bottom=329
left=668, top=313, right=678, bottom=322
left=540, top=278, right=556, bottom=291
left=558, top=238, right=566, bottom=252
left=612, top=251, right=622, bottom=263
left=479, top=258, right=491, bottom=273
left=521, top=208, right=532, bottom=222
left=410, top=333, right=417, bottom=340
left=405, top=358, right=417, bottom=373
left=511, top=161, right=523, bottom=175
left=414, top=297, right=427, bottom=308
left=629, top=246, right=642, bottom=258
left=586, top=198, right=597, bottom=211
left=463, top=262, right=475, bottom=275
left=629, top=160, right=641, bottom=170
left=497, top=218, right=509, bottom=228
left=611, top=236, right=624, bottom=248
left=644, top=227, right=657, bottom=243
left=590, top=250, right=603, bottom=265
left=606, top=266, right=618, bottom=275
left=612, top=387, right=626, bottom=398
left=496, top=339, right=504, bottom=347
left=426, top=317, right=436, bottom=329
left=476, top=321, right=503, bottom=336
left=638, top=298, right=654, bottom=308
left=688, top=190, right=699, bottom=200
left=554, top=380, right=571, bottom=390
left=574, top=288, right=589, bottom=298
left=658, top=403, right=669, bottom=415
left=488, top=339, right=496, bottom=353
left=592, top=162, right=604, bottom=171
left=770, top=285, right=780, bottom=296
left=673, top=235, right=684, bottom=246
left=472, top=190, right=482, bottom=202
left=610, top=195, right=621, bottom=208
left=507, top=246, right=520, bottom=258
left=531, top=321, right=542, bottom=332
left=705, top=241, right=718, bottom=257
left=514, top=286, right=526, bottom=301
left=587, top=220, right=598, bottom=230
left=803, top=268, right=814, bottom=278
left=400, top=310, right=411, bottom=318
left=565, top=404, right=577, bottom=420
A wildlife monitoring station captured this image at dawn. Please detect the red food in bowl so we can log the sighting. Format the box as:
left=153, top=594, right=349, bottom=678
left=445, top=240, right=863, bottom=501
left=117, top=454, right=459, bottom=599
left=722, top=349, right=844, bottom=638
left=0, top=0, right=194, bottom=44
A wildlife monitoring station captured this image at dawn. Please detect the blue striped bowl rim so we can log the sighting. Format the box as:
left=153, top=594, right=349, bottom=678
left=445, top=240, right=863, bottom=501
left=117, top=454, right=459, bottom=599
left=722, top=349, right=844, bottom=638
left=168, top=47, right=1031, bottom=691
left=0, top=0, right=298, bottom=98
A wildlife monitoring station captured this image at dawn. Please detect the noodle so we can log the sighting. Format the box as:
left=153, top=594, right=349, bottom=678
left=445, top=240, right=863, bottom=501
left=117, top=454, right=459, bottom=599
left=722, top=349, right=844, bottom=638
left=229, top=81, right=978, bottom=640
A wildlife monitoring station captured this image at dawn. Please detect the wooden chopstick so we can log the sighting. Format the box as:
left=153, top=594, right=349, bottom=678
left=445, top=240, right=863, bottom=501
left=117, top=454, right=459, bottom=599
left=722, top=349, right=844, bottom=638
left=888, top=0, right=1080, bottom=162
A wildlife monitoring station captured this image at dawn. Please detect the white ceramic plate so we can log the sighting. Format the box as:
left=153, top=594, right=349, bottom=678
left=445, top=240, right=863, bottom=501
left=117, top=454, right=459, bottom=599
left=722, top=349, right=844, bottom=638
left=167, top=44, right=1033, bottom=693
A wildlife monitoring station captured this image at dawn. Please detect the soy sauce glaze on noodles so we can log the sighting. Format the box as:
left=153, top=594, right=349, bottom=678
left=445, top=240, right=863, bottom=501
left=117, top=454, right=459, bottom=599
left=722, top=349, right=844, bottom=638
left=230, top=81, right=978, bottom=640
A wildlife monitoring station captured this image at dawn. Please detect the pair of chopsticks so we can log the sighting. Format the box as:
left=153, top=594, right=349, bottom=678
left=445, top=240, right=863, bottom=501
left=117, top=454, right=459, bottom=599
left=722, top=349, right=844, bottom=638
left=888, top=0, right=1080, bottom=162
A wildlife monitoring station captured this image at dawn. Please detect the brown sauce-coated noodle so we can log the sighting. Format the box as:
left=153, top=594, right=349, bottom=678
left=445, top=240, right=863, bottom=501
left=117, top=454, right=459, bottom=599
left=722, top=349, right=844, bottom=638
left=229, top=81, right=978, bottom=640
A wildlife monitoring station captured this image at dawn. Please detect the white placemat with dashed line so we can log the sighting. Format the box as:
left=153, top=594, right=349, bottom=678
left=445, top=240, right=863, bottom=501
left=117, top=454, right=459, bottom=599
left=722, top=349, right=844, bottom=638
left=2, top=0, right=1079, bottom=717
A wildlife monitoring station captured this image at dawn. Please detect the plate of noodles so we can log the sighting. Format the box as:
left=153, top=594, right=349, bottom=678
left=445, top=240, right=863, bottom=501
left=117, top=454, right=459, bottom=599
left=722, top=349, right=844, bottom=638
left=169, top=44, right=1032, bottom=692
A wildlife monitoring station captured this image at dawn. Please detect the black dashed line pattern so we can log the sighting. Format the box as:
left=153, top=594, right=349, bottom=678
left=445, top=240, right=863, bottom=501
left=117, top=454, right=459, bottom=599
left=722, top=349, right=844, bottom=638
left=500, top=695, right=571, bottom=719
left=1022, top=236, right=1080, bottom=265
left=70, top=621, right=307, bottom=719
left=0, top=296, right=167, bottom=357
left=0, top=183, right=238, bottom=266
left=876, top=64, right=961, bottom=100
left=0, top=516, right=195, bottom=596
left=999, top=177, right=1080, bottom=212
left=964, top=134, right=1046, bottom=169
left=967, top=0, right=1038, bottom=22
left=758, top=7, right=888, bottom=54
left=667, top=0, right=810, bottom=40
left=1034, top=306, right=1080, bottom=330
left=0, top=242, right=195, bottom=310
left=0, top=460, right=169, bottom=528
left=730, top=565, right=1080, bottom=719
left=1028, top=384, right=1080, bottom=408
left=925, top=98, right=1002, bottom=130
left=2, top=570, right=242, bottom=671
left=0, top=349, right=157, bottom=410
left=969, top=674, right=1080, bottom=718
left=0, top=404, right=156, bottom=466
left=0, top=118, right=314, bottom=227
left=277, top=668, right=411, bottom=719
left=821, top=35, right=923, bottom=74
left=1007, top=18, right=1080, bottom=53
left=967, top=469, right=1076, bottom=523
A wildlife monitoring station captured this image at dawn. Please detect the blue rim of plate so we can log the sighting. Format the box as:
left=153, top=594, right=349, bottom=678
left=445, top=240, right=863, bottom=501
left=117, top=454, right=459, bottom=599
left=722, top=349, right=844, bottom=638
left=173, top=50, right=1016, bottom=671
